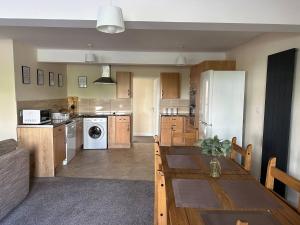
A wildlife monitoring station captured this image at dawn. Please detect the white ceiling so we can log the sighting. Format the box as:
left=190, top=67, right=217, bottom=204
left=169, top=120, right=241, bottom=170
left=0, top=26, right=261, bottom=52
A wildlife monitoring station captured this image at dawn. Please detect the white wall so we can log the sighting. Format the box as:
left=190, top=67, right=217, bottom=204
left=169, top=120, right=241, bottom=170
left=38, top=49, right=226, bottom=66
left=0, top=39, right=17, bottom=140
left=13, top=41, right=67, bottom=101
left=227, top=33, right=300, bottom=205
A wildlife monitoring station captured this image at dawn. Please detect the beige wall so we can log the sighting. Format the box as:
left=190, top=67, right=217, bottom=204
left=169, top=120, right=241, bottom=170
left=0, top=39, right=18, bottom=140
left=227, top=33, right=300, bottom=205
left=67, top=64, right=190, bottom=100
left=67, top=64, right=116, bottom=99
left=14, top=41, right=67, bottom=101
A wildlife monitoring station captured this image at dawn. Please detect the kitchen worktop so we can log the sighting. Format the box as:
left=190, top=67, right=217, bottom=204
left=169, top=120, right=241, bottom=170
left=17, top=113, right=132, bottom=128
left=160, top=113, right=191, bottom=117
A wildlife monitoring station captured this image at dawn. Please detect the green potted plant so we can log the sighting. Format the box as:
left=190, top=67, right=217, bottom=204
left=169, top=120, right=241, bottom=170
left=195, top=135, right=231, bottom=177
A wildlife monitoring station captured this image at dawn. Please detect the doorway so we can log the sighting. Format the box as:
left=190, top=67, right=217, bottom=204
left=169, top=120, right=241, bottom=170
left=132, top=74, right=159, bottom=137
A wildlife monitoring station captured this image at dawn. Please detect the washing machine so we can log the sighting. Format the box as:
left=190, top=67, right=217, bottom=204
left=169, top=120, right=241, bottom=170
left=83, top=117, right=107, bottom=149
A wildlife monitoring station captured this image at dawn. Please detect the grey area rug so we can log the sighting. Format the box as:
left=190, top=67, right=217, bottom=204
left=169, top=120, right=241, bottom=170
left=0, top=177, right=154, bottom=225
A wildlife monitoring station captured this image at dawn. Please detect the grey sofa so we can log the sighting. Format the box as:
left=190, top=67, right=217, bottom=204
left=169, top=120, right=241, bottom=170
left=0, top=139, right=29, bottom=221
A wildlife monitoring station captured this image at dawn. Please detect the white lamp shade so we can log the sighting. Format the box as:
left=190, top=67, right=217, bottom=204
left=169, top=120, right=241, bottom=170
left=175, top=55, right=187, bottom=66
left=96, top=5, right=125, bottom=34
left=85, top=53, right=97, bottom=63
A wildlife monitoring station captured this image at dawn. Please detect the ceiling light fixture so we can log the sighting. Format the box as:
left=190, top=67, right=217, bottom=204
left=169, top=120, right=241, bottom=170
left=96, top=1, right=125, bottom=34
left=85, top=43, right=97, bottom=63
left=175, top=45, right=187, bottom=66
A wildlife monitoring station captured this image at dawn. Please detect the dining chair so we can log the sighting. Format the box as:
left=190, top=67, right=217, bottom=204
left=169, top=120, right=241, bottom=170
left=153, top=139, right=168, bottom=225
left=170, top=128, right=198, bottom=146
left=265, top=157, right=300, bottom=213
left=230, top=137, right=253, bottom=171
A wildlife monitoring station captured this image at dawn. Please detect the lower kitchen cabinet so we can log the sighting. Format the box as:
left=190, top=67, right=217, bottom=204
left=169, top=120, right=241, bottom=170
left=17, top=124, right=66, bottom=177
left=160, top=116, right=184, bottom=146
left=108, top=115, right=131, bottom=148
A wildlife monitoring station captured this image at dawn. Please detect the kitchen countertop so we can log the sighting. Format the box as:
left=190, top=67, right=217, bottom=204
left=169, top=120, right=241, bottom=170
left=160, top=113, right=191, bottom=117
left=17, top=113, right=132, bottom=128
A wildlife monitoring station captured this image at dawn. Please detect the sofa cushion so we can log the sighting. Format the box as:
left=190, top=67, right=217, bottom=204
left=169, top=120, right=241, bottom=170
left=0, top=139, right=17, bottom=157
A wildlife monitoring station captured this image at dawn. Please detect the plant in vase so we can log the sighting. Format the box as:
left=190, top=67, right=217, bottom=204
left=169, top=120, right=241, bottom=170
left=194, top=135, right=231, bottom=178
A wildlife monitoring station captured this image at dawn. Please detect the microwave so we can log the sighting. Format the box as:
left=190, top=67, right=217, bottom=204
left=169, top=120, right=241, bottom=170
left=22, top=109, right=51, bottom=124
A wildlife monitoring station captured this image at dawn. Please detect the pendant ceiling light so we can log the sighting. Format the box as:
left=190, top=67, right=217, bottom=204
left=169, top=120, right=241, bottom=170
left=175, top=45, right=187, bottom=66
left=175, top=55, right=187, bottom=66
left=85, top=43, right=96, bottom=63
left=96, top=1, right=125, bottom=34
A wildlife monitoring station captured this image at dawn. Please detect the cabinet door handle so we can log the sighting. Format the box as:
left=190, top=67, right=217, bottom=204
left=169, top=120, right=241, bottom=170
left=162, top=90, right=164, bottom=97
left=128, top=89, right=131, bottom=97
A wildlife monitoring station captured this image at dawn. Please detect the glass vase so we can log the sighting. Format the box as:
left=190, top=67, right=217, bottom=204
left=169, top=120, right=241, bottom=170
left=210, top=157, right=221, bottom=178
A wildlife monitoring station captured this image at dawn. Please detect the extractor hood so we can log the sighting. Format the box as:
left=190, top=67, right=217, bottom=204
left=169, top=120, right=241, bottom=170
left=93, top=65, right=115, bottom=84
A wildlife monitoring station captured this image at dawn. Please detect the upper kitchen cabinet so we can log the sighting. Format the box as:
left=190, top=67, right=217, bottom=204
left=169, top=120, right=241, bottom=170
left=116, top=72, right=132, bottom=98
left=161, top=72, right=180, bottom=99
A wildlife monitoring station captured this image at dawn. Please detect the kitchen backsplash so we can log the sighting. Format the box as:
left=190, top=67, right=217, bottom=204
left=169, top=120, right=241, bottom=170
left=17, top=98, right=68, bottom=112
left=159, top=99, right=189, bottom=114
left=78, top=98, right=132, bottom=114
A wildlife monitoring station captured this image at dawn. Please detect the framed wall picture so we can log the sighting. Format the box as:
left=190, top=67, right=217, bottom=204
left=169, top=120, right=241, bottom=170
left=58, top=74, right=64, bottom=87
left=22, top=66, right=31, bottom=84
left=49, top=72, right=55, bottom=86
left=78, top=76, right=87, bottom=88
left=37, top=69, right=44, bottom=86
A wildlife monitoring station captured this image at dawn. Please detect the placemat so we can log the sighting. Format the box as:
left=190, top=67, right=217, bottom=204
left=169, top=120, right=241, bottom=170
left=218, top=180, right=282, bottom=209
left=200, top=156, right=247, bottom=174
left=201, top=211, right=282, bottom=225
left=168, top=146, right=201, bottom=155
left=172, top=179, right=221, bottom=208
left=166, top=155, right=200, bottom=169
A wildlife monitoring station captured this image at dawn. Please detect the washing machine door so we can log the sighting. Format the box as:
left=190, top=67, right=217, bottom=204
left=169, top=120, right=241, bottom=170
left=88, top=126, right=102, bottom=139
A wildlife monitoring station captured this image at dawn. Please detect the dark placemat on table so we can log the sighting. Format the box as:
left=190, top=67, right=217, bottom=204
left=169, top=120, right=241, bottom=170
left=201, top=211, right=282, bottom=225
left=166, top=155, right=200, bottom=169
left=172, top=179, right=221, bottom=209
left=218, top=180, right=282, bottom=209
left=168, top=146, right=201, bottom=155
left=200, top=156, right=247, bottom=174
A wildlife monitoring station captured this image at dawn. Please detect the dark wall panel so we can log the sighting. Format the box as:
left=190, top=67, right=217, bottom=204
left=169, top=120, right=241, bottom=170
left=260, top=48, right=296, bottom=196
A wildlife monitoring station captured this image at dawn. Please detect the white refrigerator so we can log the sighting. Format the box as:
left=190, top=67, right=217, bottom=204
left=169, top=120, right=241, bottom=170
left=199, top=70, right=245, bottom=145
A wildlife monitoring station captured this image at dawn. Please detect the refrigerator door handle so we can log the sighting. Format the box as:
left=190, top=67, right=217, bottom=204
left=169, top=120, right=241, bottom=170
left=200, top=120, right=212, bottom=127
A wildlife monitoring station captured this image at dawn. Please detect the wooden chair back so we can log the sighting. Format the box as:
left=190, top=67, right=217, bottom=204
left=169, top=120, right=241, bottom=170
left=171, top=128, right=198, bottom=146
left=230, top=137, right=253, bottom=171
left=153, top=137, right=168, bottom=225
left=265, top=157, right=300, bottom=213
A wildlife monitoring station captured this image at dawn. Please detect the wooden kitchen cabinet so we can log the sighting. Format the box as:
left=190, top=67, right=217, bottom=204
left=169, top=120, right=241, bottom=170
left=116, top=72, right=132, bottom=98
left=53, top=125, right=66, bottom=169
left=161, top=72, right=180, bottom=99
left=108, top=115, right=131, bottom=148
left=160, top=116, right=184, bottom=146
left=17, top=124, right=66, bottom=177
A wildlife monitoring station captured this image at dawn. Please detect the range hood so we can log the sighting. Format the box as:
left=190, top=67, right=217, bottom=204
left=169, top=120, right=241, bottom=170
left=93, top=65, right=115, bottom=84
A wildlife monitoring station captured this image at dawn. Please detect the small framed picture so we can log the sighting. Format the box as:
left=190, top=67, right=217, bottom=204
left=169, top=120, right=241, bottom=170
left=58, top=74, right=63, bottom=87
left=37, top=69, right=44, bottom=86
left=49, top=72, right=55, bottom=86
left=22, top=66, right=31, bottom=84
left=78, top=76, right=87, bottom=88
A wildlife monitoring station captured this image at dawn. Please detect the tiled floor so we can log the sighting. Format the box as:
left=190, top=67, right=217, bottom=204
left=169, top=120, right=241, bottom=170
left=56, top=143, right=154, bottom=181
left=132, top=136, right=154, bottom=143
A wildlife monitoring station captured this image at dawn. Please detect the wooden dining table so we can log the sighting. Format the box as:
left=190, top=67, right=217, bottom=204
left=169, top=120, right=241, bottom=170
left=157, top=146, right=300, bottom=225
